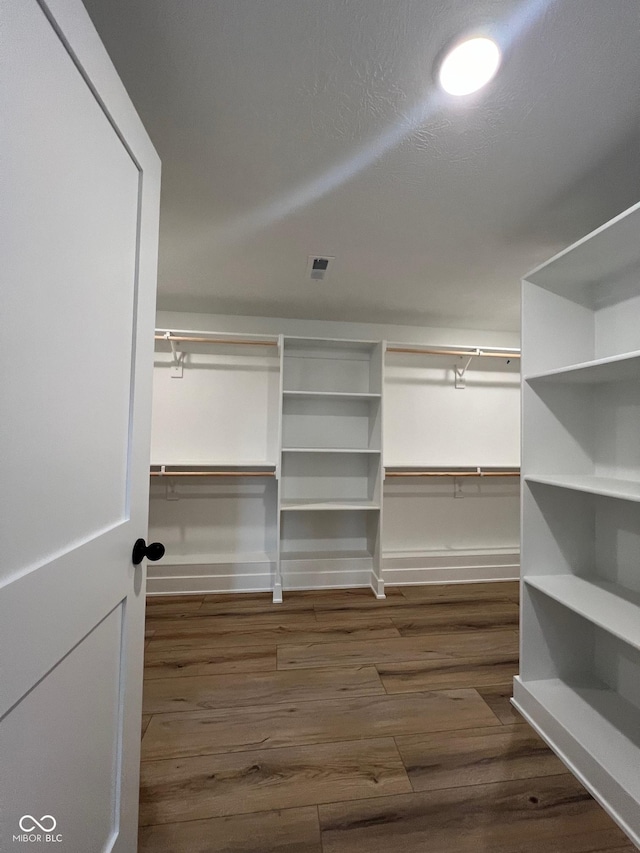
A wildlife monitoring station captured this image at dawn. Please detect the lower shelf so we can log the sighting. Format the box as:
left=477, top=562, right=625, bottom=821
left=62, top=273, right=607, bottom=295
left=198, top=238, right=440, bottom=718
left=525, top=574, right=640, bottom=653
left=281, top=549, right=372, bottom=562
left=155, top=551, right=274, bottom=566
left=513, top=675, right=640, bottom=846
left=279, top=550, right=375, bottom=592
left=281, top=500, right=380, bottom=511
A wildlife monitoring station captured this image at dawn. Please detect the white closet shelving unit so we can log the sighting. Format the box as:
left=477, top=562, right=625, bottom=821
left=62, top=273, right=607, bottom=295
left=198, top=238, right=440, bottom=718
left=148, top=328, right=521, bottom=598
left=278, top=337, right=385, bottom=600
left=514, top=199, right=640, bottom=848
left=382, top=342, right=521, bottom=585
left=147, top=331, right=280, bottom=594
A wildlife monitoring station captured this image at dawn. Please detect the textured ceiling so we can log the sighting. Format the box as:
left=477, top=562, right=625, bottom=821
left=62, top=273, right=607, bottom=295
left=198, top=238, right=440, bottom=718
left=83, top=0, right=640, bottom=331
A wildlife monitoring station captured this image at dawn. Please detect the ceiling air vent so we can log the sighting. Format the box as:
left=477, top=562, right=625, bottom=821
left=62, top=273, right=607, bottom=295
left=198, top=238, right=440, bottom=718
left=306, top=255, right=335, bottom=282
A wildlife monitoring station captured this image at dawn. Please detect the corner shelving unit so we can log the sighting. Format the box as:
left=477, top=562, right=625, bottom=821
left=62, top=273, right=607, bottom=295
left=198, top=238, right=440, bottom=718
left=277, top=337, right=385, bottom=600
left=515, top=199, right=640, bottom=848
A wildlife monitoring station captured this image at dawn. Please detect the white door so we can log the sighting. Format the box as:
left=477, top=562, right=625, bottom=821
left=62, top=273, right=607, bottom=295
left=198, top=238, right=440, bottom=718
left=0, top=1, right=160, bottom=850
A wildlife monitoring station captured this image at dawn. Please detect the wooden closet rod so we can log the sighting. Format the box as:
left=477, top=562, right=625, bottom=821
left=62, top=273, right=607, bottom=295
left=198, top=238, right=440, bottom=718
left=386, top=470, right=520, bottom=478
left=150, top=470, right=275, bottom=478
left=154, top=333, right=277, bottom=347
left=387, top=346, right=520, bottom=359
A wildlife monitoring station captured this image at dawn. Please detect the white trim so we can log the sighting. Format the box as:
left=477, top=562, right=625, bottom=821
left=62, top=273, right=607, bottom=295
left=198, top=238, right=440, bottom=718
left=383, top=549, right=519, bottom=586
left=147, top=575, right=273, bottom=595
left=513, top=677, right=640, bottom=849
left=146, top=550, right=519, bottom=595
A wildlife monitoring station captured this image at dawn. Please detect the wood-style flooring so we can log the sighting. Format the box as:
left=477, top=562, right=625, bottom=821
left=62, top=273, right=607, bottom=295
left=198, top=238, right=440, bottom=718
left=140, top=582, right=634, bottom=852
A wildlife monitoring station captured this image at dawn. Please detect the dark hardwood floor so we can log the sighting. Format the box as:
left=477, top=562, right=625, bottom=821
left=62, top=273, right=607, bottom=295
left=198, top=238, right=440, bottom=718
left=140, top=582, right=634, bottom=852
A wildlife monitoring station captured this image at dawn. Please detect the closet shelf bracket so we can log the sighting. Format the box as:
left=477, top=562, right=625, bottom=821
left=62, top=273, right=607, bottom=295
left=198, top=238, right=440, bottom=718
left=156, top=466, right=180, bottom=501
left=454, top=468, right=481, bottom=497
left=454, top=352, right=479, bottom=389
left=164, top=331, right=185, bottom=378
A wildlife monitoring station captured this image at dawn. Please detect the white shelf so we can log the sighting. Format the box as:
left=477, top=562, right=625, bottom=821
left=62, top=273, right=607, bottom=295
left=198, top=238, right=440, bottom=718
left=384, top=465, right=519, bottom=472
left=384, top=546, right=519, bottom=559
left=513, top=676, right=640, bottom=842
left=524, top=198, right=640, bottom=295
left=155, top=327, right=279, bottom=346
left=281, top=549, right=372, bottom=561
left=526, top=351, right=640, bottom=385
left=150, top=461, right=277, bottom=469
left=525, top=575, right=640, bottom=653
left=280, top=499, right=380, bottom=512
left=283, top=336, right=378, bottom=352
left=281, top=447, right=381, bottom=454
left=155, top=552, right=275, bottom=566
left=525, top=474, right=640, bottom=503
left=283, top=390, right=381, bottom=401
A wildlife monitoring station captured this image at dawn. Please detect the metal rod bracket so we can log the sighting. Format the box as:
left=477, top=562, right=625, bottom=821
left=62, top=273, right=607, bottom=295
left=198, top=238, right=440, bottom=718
left=158, top=467, right=180, bottom=501
left=454, top=351, right=478, bottom=389
left=165, top=332, right=185, bottom=378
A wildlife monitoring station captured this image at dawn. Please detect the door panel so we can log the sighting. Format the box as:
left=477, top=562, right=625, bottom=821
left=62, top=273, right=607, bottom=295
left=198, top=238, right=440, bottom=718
left=0, top=1, right=161, bottom=850
left=2, top=0, right=140, bottom=582
left=0, top=605, right=124, bottom=850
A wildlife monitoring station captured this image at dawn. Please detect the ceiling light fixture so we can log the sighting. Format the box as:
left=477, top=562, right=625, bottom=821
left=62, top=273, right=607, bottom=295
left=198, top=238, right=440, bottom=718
left=438, top=36, right=501, bottom=96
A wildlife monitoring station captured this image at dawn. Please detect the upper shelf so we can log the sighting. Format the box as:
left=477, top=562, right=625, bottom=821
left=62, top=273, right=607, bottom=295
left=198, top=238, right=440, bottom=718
left=526, top=474, right=640, bottom=503
left=526, top=351, right=640, bottom=385
left=283, top=336, right=378, bottom=354
left=149, top=462, right=277, bottom=479
left=282, top=336, right=381, bottom=395
left=523, top=198, right=640, bottom=296
left=386, top=343, right=520, bottom=360
left=385, top=466, right=520, bottom=478
left=155, top=329, right=278, bottom=349
left=150, top=461, right=276, bottom=469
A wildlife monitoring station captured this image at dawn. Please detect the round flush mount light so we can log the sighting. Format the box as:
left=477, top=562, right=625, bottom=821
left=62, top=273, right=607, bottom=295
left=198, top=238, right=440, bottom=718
left=438, top=36, right=501, bottom=96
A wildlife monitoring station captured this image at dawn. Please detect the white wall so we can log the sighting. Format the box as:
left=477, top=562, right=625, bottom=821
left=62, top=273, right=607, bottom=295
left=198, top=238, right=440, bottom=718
left=148, top=311, right=520, bottom=593
left=151, top=345, right=280, bottom=465
left=384, top=355, right=520, bottom=466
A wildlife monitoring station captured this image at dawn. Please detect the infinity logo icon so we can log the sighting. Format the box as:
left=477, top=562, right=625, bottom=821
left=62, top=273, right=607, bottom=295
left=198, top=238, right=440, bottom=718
left=19, top=815, right=57, bottom=833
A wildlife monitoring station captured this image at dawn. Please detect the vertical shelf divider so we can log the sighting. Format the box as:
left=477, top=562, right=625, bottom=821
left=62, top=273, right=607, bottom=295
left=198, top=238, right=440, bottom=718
left=371, top=340, right=386, bottom=599
left=273, top=333, right=285, bottom=603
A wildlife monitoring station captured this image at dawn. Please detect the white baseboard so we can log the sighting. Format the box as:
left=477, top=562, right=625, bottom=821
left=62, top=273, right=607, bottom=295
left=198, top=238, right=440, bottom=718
left=146, top=559, right=274, bottom=595
left=382, top=549, right=520, bottom=586
left=512, top=677, right=640, bottom=849
left=146, top=550, right=519, bottom=595
left=146, top=556, right=373, bottom=595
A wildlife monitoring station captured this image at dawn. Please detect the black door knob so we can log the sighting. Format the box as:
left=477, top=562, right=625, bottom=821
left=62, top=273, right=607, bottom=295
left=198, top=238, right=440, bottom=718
left=132, top=538, right=165, bottom=565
